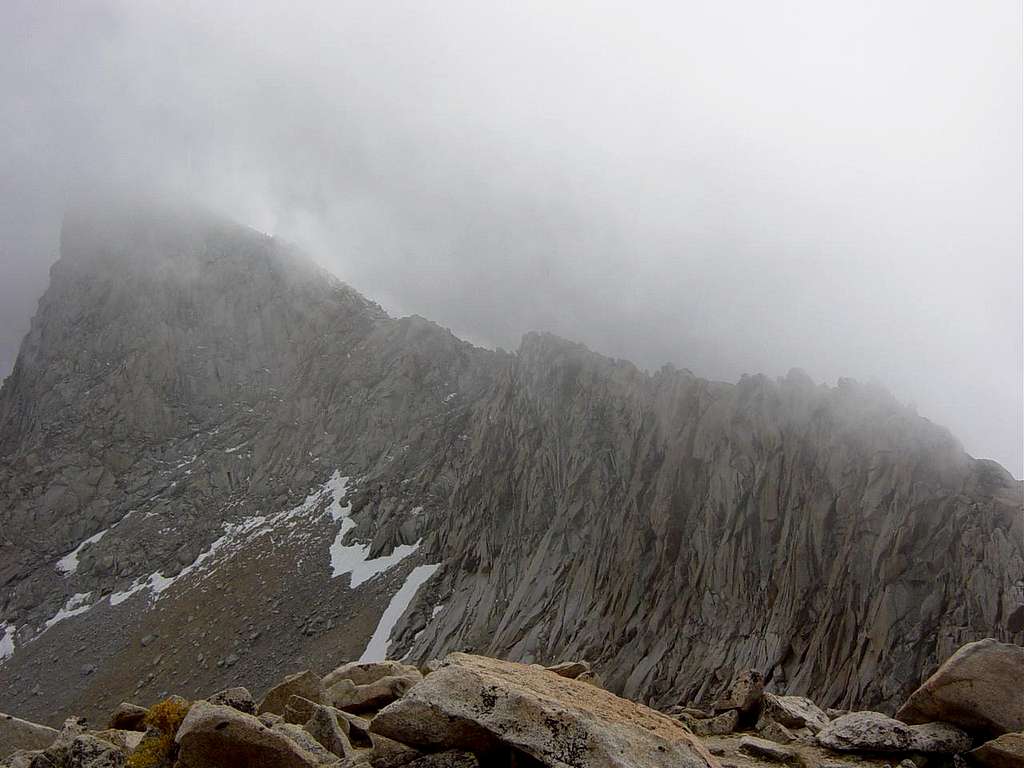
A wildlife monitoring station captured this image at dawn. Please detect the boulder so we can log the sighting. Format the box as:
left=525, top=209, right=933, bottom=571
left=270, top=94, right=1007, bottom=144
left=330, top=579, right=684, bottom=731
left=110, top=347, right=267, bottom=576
left=174, top=701, right=324, bottom=768
left=690, top=710, right=740, bottom=737
left=369, top=733, right=425, bottom=768
left=259, top=670, right=329, bottom=716
left=323, top=661, right=422, bottom=689
left=910, top=721, right=976, bottom=753
left=67, top=734, right=126, bottom=768
left=738, top=736, right=800, bottom=764
left=107, top=703, right=148, bottom=732
left=331, top=675, right=419, bottom=714
left=0, top=714, right=58, bottom=758
left=757, top=720, right=796, bottom=744
left=90, top=731, right=145, bottom=753
left=258, top=712, right=284, bottom=728
left=285, top=696, right=321, bottom=725
left=28, top=717, right=84, bottom=767
left=303, top=705, right=354, bottom=760
left=969, top=733, right=1024, bottom=768
left=370, top=652, right=718, bottom=768
left=758, top=693, right=830, bottom=733
left=208, top=687, right=257, bottom=715
left=336, top=711, right=373, bottom=748
left=817, top=711, right=971, bottom=754
left=545, top=662, right=591, bottom=680
left=897, top=639, right=1024, bottom=737
left=326, top=680, right=358, bottom=709
left=272, top=722, right=340, bottom=766
left=712, top=670, right=765, bottom=715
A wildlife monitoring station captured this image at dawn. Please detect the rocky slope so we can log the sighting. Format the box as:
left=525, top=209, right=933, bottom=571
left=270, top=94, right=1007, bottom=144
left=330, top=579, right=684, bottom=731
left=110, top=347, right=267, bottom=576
left=0, top=200, right=1021, bottom=725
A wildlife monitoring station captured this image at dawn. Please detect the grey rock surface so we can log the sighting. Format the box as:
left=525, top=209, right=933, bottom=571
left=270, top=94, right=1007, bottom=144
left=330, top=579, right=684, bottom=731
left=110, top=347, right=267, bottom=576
left=713, top=670, right=764, bottom=715
left=370, top=652, right=716, bottom=768
left=896, top=639, right=1024, bottom=737
left=0, top=201, right=1021, bottom=726
left=175, top=701, right=324, bottom=768
left=817, top=711, right=971, bottom=754
left=738, top=736, right=800, bottom=763
left=0, top=713, right=57, bottom=759
left=969, top=733, right=1024, bottom=768
left=758, top=694, right=830, bottom=734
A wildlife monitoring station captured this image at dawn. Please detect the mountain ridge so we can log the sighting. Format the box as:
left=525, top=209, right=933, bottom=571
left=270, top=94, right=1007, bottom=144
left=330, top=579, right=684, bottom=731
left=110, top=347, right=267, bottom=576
left=0, top=202, right=1020, bottom=726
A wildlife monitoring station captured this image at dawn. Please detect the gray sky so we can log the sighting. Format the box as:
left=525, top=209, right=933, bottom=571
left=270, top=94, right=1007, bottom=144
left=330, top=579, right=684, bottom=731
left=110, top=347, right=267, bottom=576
left=1, top=0, right=1021, bottom=477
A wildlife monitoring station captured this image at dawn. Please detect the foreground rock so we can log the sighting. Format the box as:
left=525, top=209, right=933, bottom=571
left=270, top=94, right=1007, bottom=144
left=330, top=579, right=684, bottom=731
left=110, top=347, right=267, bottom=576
left=545, top=661, right=591, bottom=680
left=24, top=718, right=86, bottom=767
left=330, top=675, right=420, bottom=714
left=738, top=736, right=799, bottom=764
left=969, top=733, right=1024, bottom=768
left=897, top=639, right=1024, bottom=737
left=0, top=713, right=58, bottom=758
left=757, top=694, right=830, bottom=734
left=323, top=661, right=423, bottom=689
left=817, top=711, right=971, bottom=754
left=303, top=705, right=355, bottom=760
left=259, top=671, right=329, bottom=716
left=68, top=734, right=126, bottom=768
left=107, top=703, right=148, bottom=732
left=207, top=687, right=257, bottom=715
left=371, top=653, right=718, bottom=768
left=175, top=701, right=329, bottom=768
left=712, top=670, right=764, bottom=716
left=688, top=711, right=740, bottom=737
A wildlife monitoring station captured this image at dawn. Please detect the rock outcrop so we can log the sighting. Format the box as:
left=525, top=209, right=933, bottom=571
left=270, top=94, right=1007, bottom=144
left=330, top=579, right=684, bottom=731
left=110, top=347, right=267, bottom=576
left=3, top=642, right=1022, bottom=768
left=175, top=701, right=331, bottom=768
left=712, top=670, right=764, bottom=716
left=816, top=711, right=971, bottom=753
left=970, top=733, right=1024, bottom=768
left=0, top=200, right=1020, bottom=725
left=259, top=672, right=328, bottom=717
left=370, top=653, right=717, bottom=768
left=896, top=639, right=1024, bottom=737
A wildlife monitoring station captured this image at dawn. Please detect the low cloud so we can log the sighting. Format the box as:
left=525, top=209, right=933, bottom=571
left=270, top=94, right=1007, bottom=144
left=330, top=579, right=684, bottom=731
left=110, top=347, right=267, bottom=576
left=1, top=0, right=1020, bottom=475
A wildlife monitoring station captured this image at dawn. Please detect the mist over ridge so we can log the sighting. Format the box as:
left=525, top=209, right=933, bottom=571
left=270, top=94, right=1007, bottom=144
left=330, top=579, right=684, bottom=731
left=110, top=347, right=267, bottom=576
left=0, top=0, right=1020, bottom=476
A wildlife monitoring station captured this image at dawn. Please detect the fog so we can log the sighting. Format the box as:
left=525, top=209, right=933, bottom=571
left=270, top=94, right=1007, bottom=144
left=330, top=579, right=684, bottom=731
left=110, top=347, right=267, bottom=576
left=1, top=1, right=1021, bottom=476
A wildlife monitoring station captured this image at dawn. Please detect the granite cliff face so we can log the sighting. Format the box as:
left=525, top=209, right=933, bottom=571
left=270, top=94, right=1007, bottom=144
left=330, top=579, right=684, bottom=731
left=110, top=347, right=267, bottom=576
left=0, top=203, right=1020, bottom=725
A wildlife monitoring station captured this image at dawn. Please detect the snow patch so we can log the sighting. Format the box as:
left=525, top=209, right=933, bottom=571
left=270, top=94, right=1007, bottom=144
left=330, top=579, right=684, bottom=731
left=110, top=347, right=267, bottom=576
left=44, top=592, right=93, bottom=629
left=359, top=563, right=440, bottom=662
left=331, top=538, right=422, bottom=588
left=109, top=580, right=148, bottom=606
left=108, top=472, right=351, bottom=606
left=56, top=529, right=108, bottom=575
left=0, top=623, right=16, bottom=662
left=325, top=473, right=421, bottom=587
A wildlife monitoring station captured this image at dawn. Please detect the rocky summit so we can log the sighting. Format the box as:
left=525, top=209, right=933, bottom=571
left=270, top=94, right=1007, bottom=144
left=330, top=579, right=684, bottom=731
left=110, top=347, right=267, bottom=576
left=1, top=642, right=1023, bottom=768
left=0, top=201, right=1021, bottom=738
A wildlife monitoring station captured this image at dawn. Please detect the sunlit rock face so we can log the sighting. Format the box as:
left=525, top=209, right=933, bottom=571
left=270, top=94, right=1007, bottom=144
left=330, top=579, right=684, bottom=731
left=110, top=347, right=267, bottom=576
left=0, top=200, right=1020, bottom=725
